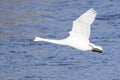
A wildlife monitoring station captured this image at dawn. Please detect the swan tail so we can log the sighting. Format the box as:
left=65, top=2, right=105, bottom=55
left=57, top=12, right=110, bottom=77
left=33, top=37, right=43, bottom=42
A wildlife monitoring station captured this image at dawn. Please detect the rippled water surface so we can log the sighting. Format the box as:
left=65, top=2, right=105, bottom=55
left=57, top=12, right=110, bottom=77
left=0, top=0, right=120, bottom=80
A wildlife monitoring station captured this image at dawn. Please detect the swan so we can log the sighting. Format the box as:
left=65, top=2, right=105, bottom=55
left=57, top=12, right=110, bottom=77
left=33, top=8, right=103, bottom=53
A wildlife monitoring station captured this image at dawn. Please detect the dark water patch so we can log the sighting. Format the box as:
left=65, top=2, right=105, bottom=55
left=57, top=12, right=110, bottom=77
left=46, top=56, right=56, bottom=59
left=23, top=76, right=65, bottom=80
left=107, top=14, right=120, bottom=19
left=112, top=79, right=120, bottom=80
left=41, top=15, right=55, bottom=19
left=9, top=40, right=39, bottom=47
left=9, top=51, right=27, bottom=54
left=41, top=27, right=48, bottom=30
left=68, top=64, right=93, bottom=70
left=0, top=43, right=5, bottom=46
left=54, top=63, right=74, bottom=66
left=96, top=17, right=110, bottom=20
left=34, top=63, right=47, bottom=66
left=47, top=35, right=57, bottom=38
left=97, top=14, right=120, bottom=21
left=8, top=38, right=33, bottom=42
left=24, top=75, right=36, bottom=79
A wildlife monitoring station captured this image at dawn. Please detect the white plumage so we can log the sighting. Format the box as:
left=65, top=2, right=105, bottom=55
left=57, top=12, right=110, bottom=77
left=70, top=8, right=97, bottom=40
left=34, top=8, right=103, bottom=53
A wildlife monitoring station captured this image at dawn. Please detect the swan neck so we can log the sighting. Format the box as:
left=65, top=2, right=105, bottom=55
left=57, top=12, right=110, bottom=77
left=42, top=38, right=63, bottom=45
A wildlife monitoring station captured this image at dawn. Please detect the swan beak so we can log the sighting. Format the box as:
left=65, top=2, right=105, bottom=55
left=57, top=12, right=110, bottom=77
left=32, top=37, right=35, bottom=41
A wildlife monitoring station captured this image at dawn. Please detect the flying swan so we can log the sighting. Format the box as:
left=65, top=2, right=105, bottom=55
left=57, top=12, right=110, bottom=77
left=33, top=8, right=103, bottom=53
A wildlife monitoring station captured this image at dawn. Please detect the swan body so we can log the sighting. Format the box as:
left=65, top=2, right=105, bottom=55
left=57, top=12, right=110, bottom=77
left=34, top=8, right=103, bottom=53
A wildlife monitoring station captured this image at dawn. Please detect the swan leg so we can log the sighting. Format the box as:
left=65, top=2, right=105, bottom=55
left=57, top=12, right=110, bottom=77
left=92, top=48, right=102, bottom=53
left=89, top=43, right=103, bottom=53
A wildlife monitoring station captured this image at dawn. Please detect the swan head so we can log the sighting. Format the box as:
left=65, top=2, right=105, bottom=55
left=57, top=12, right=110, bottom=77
left=33, top=37, right=43, bottom=41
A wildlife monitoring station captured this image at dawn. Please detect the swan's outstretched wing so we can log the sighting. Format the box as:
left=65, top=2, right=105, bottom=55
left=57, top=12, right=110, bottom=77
left=69, top=8, right=97, bottom=41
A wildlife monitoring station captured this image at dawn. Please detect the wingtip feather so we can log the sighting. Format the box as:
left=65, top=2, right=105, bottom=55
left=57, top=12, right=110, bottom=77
left=89, top=8, right=97, bottom=14
left=73, top=8, right=97, bottom=24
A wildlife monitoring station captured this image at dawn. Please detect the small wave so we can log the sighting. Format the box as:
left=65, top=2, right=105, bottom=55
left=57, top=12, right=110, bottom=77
left=97, top=14, right=120, bottom=20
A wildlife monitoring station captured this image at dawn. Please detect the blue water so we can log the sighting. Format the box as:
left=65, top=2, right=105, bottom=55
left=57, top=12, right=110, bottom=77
left=0, top=0, right=120, bottom=80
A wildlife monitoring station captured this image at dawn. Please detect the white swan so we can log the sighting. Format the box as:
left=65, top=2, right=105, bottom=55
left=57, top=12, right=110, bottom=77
left=33, top=8, right=103, bottom=53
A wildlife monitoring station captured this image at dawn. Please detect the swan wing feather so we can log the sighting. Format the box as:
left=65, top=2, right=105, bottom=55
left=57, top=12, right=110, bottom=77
left=69, top=8, right=97, bottom=41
